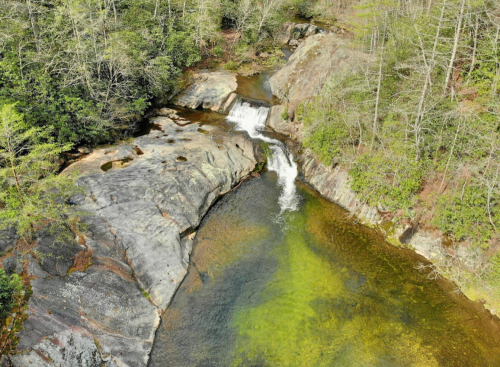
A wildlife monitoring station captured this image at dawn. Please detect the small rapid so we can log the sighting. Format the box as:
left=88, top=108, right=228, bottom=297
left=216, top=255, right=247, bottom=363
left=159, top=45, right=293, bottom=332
left=227, top=100, right=299, bottom=212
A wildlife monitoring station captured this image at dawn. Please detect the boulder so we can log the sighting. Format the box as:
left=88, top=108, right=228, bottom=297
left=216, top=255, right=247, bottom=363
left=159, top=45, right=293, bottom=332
left=279, top=22, right=296, bottom=45
left=156, top=107, right=177, bottom=116
left=2, top=256, right=17, bottom=276
left=270, top=34, right=370, bottom=115
left=267, top=105, right=293, bottom=136
left=11, top=115, right=261, bottom=366
left=292, top=23, right=310, bottom=39
left=173, top=70, right=237, bottom=112
left=0, top=227, right=17, bottom=254
left=35, top=224, right=83, bottom=277
left=77, top=146, right=92, bottom=154
left=305, top=24, right=318, bottom=37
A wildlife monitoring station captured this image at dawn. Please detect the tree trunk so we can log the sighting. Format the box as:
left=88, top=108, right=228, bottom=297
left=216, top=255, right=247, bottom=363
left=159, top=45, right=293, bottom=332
left=444, top=0, right=466, bottom=97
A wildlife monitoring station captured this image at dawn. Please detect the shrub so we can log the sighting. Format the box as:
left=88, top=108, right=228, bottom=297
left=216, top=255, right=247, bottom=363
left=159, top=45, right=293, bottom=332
left=0, top=269, right=22, bottom=320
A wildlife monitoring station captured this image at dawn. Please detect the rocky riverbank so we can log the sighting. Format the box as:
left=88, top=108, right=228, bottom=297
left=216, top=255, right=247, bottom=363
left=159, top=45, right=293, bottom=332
left=3, top=114, right=262, bottom=366
left=265, top=31, right=492, bottom=314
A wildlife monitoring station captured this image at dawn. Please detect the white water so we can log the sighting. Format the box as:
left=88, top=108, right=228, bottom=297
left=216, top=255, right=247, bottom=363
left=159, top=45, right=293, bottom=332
left=227, top=100, right=299, bottom=212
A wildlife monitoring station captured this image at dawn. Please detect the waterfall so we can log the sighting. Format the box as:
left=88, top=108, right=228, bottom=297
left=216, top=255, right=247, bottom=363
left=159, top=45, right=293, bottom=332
left=227, top=100, right=299, bottom=212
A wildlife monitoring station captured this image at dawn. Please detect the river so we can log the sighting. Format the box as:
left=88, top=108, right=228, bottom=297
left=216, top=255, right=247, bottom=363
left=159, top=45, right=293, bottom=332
left=148, top=73, right=500, bottom=367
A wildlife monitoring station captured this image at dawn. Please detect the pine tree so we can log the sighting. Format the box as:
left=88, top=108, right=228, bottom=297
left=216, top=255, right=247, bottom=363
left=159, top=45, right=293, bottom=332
left=0, top=103, right=80, bottom=244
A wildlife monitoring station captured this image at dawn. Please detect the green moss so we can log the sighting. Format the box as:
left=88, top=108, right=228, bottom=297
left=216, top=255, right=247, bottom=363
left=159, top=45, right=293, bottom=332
left=252, top=162, right=266, bottom=173
left=140, top=288, right=151, bottom=301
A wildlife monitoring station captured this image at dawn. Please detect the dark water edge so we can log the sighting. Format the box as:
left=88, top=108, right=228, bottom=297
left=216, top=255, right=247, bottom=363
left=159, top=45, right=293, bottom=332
left=149, top=172, right=500, bottom=367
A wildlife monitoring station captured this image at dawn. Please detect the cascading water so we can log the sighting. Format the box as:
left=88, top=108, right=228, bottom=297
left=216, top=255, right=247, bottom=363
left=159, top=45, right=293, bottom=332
left=227, top=100, right=299, bottom=212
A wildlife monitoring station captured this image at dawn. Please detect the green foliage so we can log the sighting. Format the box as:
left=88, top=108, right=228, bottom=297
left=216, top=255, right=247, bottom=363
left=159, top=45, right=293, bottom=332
left=222, top=0, right=288, bottom=44
left=350, top=150, right=425, bottom=211
left=280, top=105, right=289, bottom=121
left=213, top=46, right=224, bottom=58
left=0, top=0, right=206, bottom=146
left=304, top=115, right=352, bottom=166
left=0, top=104, right=81, bottom=243
left=300, top=0, right=500, bottom=252
left=0, top=270, right=22, bottom=320
left=223, top=60, right=239, bottom=70
left=433, top=182, right=497, bottom=248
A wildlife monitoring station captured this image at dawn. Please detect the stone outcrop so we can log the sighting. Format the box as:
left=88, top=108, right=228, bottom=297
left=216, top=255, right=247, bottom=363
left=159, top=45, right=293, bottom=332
left=8, top=115, right=260, bottom=366
left=173, top=70, right=237, bottom=112
left=269, top=34, right=369, bottom=115
left=267, top=105, right=303, bottom=138
left=279, top=22, right=319, bottom=45
left=269, top=34, right=462, bottom=293
left=298, top=150, right=383, bottom=225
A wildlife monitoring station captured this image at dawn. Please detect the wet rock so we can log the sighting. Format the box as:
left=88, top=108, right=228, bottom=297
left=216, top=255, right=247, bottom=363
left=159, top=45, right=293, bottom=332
left=174, top=70, right=237, bottom=112
left=0, top=227, right=17, bottom=254
left=35, top=225, right=83, bottom=277
left=2, top=256, right=17, bottom=276
left=270, top=34, right=369, bottom=115
left=305, top=24, right=318, bottom=37
left=77, top=146, right=92, bottom=154
left=14, top=114, right=260, bottom=366
left=156, top=107, right=176, bottom=116
left=221, top=92, right=238, bottom=114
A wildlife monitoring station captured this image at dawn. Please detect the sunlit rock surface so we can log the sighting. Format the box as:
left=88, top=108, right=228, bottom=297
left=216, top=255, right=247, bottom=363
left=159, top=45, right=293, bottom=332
left=174, top=70, right=237, bottom=112
left=10, top=116, right=259, bottom=367
left=270, top=34, right=369, bottom=115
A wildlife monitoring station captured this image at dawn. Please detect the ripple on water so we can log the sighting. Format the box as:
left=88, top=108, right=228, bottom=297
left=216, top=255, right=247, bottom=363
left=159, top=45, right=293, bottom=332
left=149, top=173, right=500, bottom=367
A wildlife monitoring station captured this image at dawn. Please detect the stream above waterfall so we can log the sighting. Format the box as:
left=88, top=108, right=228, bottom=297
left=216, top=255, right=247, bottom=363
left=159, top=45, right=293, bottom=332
left=147, top=98, right=500, bottom=366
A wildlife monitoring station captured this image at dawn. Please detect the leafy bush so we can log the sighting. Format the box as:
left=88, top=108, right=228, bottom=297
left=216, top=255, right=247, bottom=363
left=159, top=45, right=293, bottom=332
left=433, top=182, right=498, bottom=248
left=349, top=150, right=425, bottom=211
left=0, top=269, right=22, bottom=320
left=224, top=60, right=239, bottom=70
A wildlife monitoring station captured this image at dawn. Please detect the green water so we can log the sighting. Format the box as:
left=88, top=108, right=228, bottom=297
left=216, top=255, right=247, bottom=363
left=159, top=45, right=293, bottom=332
left=149, top=172, right=500, bottom=367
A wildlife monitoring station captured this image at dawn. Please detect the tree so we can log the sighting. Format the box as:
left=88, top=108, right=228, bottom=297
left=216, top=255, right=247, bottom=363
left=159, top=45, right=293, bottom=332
left=0, top=269, right=22, bottom=320
left=0, top=103, right=80, bottom=243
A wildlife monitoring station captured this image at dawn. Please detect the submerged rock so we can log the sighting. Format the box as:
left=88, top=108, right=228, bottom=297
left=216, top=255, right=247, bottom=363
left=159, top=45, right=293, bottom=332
left=9, top=115, right=260, bottom=366
left=173, top=70, right=237, bottom=112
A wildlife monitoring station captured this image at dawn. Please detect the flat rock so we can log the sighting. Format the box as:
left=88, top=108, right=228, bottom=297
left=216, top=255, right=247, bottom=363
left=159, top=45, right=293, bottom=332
left=173, top=70, right=237, bottom=111
left=270, top=34, right=369, bottom=115
left=10, top=115, right=260, bottom=366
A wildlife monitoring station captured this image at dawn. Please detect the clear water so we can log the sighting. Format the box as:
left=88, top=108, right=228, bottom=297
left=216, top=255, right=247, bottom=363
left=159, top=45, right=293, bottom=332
left=149, top=173, right=500, bottom=367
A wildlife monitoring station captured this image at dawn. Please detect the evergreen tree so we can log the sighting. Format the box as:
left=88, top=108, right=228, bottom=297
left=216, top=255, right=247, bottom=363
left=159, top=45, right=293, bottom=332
left=0, top=103, right=80, bottom=243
